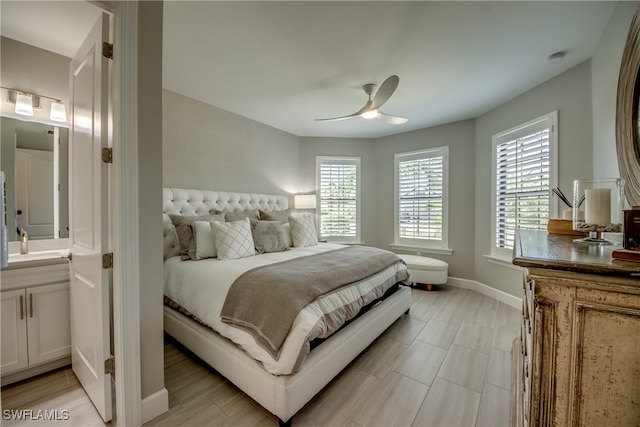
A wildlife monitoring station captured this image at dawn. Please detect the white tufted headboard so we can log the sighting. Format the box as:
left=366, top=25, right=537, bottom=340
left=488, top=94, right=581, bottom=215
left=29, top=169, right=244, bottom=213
left=162, top=188, right=290, bottom=259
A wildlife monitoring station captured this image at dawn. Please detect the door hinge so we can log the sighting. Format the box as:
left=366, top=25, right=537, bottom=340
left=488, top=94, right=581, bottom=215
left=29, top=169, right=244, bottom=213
left=102, top=42, right=113, bottom=59
left=104, top=357, right=115, bottom=375
left=102, top=253, right=113, bottom=269
left=102, top=147, right=113, bottom=164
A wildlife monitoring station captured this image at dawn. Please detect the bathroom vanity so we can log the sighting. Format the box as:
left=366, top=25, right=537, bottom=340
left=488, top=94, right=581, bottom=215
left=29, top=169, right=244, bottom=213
left=1, top=250, right=70, bottom=386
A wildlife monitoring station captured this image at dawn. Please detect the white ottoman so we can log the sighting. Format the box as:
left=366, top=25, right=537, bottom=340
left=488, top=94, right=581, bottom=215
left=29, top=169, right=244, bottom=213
left=398, top=254, right=448, bottom=291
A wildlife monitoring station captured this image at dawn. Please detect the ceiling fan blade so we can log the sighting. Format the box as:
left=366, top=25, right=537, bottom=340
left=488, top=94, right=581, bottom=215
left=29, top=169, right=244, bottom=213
left=371, top=75, right=399, bottom=110
left=315, top=100, right=373, bottom=122
left=314, top=114, right=357, bottom=122
left=377, top=111, right=408, bottom=124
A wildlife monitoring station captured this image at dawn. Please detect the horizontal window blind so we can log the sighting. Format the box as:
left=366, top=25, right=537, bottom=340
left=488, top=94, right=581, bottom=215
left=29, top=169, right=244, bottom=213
left=318, top=159, right=359, bottom=238
left=495, top=127, right=550, bottom=251
left=398, top=156, right=444, bottom=240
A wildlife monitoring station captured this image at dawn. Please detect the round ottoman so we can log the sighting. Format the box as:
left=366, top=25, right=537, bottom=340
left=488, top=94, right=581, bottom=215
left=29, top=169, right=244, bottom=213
left=398, top=254, right=449, bottom=291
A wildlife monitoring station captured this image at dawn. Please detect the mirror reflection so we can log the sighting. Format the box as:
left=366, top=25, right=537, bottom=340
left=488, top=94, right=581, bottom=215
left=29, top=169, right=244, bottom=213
left=0, top=117, right=68, bottom=241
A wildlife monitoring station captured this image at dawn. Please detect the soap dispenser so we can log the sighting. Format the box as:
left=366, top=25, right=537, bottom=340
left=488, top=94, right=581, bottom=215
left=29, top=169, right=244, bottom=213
left=19, top=228, right=28, bottom=254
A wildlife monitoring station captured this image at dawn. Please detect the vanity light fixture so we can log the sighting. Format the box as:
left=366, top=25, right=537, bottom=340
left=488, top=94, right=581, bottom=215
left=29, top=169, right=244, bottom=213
left=14, top=93, right=34, bottom=116
left=49, top=101, right=67, bottom=122
left=3, top=86, right=67, bottom=123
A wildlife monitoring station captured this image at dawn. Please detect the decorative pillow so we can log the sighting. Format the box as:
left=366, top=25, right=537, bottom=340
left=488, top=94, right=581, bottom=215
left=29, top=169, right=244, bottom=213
left=212, top=218, right=256, bottom=261
left=289, top=213, right=318, bottom=247
left=192, top=220, right=219, bottom=260
left=163, top=223, right=181, bottom=260
left=282, top=223, right=293, bottom=247
left=225, top=209, right=260, bottom=222
left=250, top=220, right=288, bottom=254
left=169, top=213, right=225, bottom=260
left=259, top=209, right=290, bottom=223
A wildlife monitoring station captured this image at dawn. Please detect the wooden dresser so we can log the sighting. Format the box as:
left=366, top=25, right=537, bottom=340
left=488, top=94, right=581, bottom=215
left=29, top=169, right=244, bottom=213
left=512, top=230, right=640, bottom=427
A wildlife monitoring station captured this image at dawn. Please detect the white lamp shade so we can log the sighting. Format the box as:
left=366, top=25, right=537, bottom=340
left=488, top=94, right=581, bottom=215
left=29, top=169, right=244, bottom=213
left=50, top=101, right=67, bottom=122
left=295, top=194, right=316, bottom=209
left=15, top=93, right=33, bottom=116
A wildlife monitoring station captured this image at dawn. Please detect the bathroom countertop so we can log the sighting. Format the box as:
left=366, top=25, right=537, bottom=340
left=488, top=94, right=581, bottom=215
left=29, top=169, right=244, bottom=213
left=2, top=249, right=70, bottom=270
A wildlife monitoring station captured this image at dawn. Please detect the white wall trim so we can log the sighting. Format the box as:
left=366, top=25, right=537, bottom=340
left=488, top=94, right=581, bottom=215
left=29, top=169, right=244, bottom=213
left=111, top=1, right=143, bottom=426
left=390, top=244, right=454, bottom=256
left=141, top=388, right=169, bottom=424
left=445, top=276, right=522, bottom=309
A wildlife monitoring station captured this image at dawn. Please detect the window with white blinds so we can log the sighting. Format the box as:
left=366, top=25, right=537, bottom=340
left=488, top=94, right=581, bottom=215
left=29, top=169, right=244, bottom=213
left=394, top=147, right=449, bottom=249
left=316, top=157, right=360, bottom=243
left=492, top=112, right=557, bottom=259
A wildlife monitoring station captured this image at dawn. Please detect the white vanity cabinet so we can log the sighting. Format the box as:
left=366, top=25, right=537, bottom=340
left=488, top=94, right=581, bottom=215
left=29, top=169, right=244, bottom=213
left=1, top=260, right=71, bottom=385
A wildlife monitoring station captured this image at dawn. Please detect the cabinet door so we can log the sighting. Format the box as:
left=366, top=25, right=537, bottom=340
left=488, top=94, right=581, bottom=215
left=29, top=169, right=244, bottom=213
left=26, top=282, right=71, bottom=366
left=1, top=289, right=28, bottom=374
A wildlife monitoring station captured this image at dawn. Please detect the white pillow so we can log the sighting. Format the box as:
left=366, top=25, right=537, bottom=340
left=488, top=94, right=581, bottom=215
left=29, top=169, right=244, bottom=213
left=212, top=218, right=256, bottom=261
left=192, top=220, right=218, bottom=260
left=289, top=213, right=318, bottom=247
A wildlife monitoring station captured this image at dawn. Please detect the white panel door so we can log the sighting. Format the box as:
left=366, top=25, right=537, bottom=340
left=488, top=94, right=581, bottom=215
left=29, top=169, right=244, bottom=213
left=15, top=148, right=54, bottom=240
left=69, top=12, right=112, bottom=423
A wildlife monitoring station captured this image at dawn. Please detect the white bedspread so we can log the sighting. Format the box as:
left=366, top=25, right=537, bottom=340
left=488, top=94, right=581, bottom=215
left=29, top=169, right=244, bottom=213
left=164, top=243, right=408, bottom=375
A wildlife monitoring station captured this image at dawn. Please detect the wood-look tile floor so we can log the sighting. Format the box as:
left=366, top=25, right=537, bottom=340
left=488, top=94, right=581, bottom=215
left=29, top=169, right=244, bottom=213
left=1, top=285, right=521, bottom=427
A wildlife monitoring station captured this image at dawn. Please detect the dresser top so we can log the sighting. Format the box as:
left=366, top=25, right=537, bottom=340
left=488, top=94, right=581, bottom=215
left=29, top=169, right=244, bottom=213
left=513, top=230, right=640, bottom=278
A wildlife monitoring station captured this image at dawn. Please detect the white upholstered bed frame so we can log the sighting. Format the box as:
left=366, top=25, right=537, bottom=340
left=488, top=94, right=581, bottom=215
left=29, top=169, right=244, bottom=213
left=162, top=188, right=412, bottom=424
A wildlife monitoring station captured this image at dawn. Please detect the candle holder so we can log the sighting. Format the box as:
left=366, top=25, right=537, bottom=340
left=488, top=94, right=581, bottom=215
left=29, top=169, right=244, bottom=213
left=572, top=178, right=624, bottom=245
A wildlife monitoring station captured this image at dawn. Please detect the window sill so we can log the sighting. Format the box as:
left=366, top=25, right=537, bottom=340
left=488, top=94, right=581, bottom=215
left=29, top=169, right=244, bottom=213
left=484, top=254, right=524, bottom=270
left=390, top=244, right=453, bottom=256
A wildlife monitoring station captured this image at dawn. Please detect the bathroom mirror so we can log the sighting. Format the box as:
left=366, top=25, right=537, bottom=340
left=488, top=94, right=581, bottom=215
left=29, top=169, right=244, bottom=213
left=0, top=116, right=69, bottom=241
left=616, top=6, right=640, bottom=206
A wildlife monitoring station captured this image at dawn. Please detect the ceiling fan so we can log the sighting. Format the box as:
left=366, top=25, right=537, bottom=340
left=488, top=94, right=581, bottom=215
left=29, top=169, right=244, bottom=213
left=315, top=75, right=408, bottom=124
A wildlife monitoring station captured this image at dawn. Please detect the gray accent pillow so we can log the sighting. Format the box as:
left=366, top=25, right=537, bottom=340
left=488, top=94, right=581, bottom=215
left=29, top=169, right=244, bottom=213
left=259, top=209, right=290, bottom=223
left=250, top=220, right=288, bottom=254
left=169, top=213, right=225, bottom=260
left=225, top=209, right=260, bottom=222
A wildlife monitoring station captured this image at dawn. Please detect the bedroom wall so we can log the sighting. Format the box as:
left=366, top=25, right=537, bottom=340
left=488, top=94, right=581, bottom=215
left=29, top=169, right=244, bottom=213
left=474, top=60, right=594, bottom=298
left=298, top=137, right=377, bottom=244
left=591, top=1, right=638, bottom=181
left=375, top=120, right=477, bottom=280
left=163, top=90, right=300, bottom=197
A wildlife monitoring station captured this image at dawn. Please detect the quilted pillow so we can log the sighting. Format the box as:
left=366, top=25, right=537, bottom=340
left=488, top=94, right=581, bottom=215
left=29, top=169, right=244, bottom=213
left=250, top=220, right=288, bottom=254
left=212, top=218, right=256, bottom=261
left=289, top=214, right=318, bottom=247
left=225, top=209, right=260, bottom=222
left=169, top=213, right=225, bottom=260
left=259, top=209, right=290, bottom=223
left=191, top=220, right=219, bottom=260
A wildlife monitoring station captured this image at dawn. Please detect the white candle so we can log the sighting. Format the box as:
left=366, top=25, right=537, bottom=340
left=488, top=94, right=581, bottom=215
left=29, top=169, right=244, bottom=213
left=585, top=188, right=611, bottom=225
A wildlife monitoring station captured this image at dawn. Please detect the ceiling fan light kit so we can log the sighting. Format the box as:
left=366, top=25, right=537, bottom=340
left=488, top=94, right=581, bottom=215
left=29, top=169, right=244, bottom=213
left=316, top=75, right=408, bottom=125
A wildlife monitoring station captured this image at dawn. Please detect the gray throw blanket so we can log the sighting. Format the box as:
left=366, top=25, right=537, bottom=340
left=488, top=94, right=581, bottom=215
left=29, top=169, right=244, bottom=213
left=220, top=246, right=406, bottom=359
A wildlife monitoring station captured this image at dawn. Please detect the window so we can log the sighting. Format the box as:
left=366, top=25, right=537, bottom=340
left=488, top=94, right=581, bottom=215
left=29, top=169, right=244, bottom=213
left=394, top=147, right=449, bottom=250
left=316, top=157, right=360, bottom=243
left=492, top=112, right=557, bottom=259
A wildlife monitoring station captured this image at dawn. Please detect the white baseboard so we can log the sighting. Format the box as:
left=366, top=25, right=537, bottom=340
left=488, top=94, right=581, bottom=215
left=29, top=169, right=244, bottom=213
left=445, top=276, right=522, bottom=309
left=141, top=387, right=169, bottom=424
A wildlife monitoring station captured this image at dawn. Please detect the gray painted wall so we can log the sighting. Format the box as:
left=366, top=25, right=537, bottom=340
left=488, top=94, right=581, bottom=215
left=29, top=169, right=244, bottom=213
left=163, top=90, right=300, bottom=197
left=591, top=2, right=638, bottom=180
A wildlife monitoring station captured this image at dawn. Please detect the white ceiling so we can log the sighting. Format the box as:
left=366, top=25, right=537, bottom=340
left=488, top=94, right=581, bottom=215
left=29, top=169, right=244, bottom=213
left=1, top=1, right=619, bottom=139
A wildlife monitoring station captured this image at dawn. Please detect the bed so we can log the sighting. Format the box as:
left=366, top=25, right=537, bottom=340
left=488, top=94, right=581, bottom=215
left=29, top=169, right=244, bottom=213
left=162, top=188, right=412, bottom=425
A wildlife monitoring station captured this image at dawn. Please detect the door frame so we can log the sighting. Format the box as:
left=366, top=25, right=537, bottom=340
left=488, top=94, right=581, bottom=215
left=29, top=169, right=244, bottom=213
left=92, top=1, right=142, bottom=425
